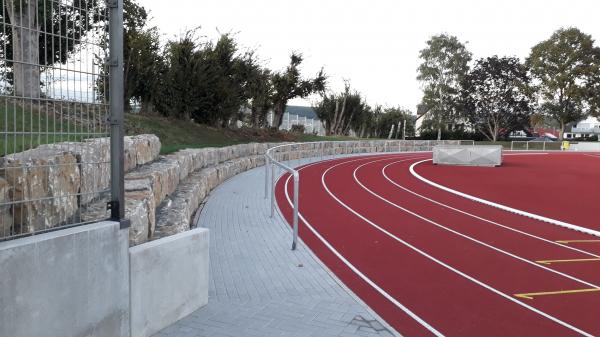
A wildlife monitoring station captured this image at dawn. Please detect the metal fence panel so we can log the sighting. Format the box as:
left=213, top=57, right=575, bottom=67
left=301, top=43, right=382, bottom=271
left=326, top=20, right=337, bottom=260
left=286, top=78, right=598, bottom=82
left=0, top=0, right=120, bottom=241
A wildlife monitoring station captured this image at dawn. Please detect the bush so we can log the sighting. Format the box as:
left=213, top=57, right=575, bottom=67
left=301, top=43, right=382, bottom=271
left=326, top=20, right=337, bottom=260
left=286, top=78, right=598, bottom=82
left=290, top=124, right=305, bottom=134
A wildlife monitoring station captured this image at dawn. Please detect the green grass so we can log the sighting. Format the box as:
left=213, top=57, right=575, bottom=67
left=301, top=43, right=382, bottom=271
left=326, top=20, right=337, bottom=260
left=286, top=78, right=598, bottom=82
left=126, top=113, right=356, bottom=154
left=0, top=101, right=88, bottom=155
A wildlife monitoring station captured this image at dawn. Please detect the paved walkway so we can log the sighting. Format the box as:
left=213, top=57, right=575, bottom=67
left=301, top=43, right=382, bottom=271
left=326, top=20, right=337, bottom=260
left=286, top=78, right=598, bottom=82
left=154, top=162, right=397, bottom=337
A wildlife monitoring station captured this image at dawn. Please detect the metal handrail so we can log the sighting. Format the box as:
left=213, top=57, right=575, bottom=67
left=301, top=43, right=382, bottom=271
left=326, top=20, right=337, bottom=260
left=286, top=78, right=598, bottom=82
left=264, top=139, right=475, bottom=250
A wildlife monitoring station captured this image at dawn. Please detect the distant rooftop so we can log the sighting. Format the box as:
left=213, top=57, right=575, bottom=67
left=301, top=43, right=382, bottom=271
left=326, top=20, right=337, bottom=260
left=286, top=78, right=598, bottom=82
left=285, top=105, right=318, bottom=120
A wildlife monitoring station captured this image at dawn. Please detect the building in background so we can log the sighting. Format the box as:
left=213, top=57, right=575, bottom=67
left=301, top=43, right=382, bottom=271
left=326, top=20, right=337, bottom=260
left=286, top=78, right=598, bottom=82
left=564, top=116, right=600, bottom=140
left=267, top=105, right=326, bottom=136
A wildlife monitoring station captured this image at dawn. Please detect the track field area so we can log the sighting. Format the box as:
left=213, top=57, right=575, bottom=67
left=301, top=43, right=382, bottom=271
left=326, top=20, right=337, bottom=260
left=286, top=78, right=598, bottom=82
left=275, top=152, right=600, bottom=337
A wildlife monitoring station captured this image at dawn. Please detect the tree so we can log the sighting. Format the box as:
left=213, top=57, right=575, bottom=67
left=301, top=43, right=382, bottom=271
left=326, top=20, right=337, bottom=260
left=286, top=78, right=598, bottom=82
left=124, top=27, right=163, bottom=113
left=158, top=31, right=203, bottom=120
left=271, top=53, right=326, bottom=128
left=417, top=34, right=472, bottom=140
left=526, top=27, right=600, bottom=139
left=156, top=31, right=255, bottom=126
left=462, top=56, right=533, bottom=141
left=244, top=62, right=273, bottom=127
left=314, top=83, right=369, bottom=136
left=373, top=107, right=415, bottom=139
left=0, top=0, right=103, bottom=98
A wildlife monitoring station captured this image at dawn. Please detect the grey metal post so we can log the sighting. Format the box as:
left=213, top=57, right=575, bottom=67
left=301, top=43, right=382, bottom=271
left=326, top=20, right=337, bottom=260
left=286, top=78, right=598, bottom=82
left=291, top=172, right=300, bottom=250
left=264, top=155, right=269, bottom=199
left=543, top=142, right=546, bottom=151
left=270, top=162, right=275, bottom=218
left=109, top=0, right=126, bottom=225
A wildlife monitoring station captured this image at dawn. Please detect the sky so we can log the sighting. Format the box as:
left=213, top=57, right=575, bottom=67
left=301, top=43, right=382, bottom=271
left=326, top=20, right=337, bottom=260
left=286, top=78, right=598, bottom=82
left=142, top=0, right=600, bottom=113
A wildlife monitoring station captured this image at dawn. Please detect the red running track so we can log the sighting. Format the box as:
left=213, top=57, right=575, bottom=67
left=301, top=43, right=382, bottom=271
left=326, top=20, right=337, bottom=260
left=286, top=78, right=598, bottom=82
left=275, top=152, right=600, bottom=337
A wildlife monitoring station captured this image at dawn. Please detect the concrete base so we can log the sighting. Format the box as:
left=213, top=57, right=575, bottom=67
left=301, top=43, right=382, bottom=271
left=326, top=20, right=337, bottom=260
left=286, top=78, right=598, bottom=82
left=433, top=145, right=503, bottom=166
left=0, top=221, right=130, bottom=337
left=569, top=142, right=600, bottom=152
left=129, top=227, right=209, bottom=337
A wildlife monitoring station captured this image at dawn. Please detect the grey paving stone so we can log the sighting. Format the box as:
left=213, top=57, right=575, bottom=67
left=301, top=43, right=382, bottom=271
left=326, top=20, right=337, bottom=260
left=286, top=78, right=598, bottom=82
left=153, top=160, right=399, bottom=337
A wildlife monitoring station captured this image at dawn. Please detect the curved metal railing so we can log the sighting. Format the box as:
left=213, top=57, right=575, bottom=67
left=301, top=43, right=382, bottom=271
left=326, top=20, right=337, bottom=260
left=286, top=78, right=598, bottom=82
left=264, top=139, right=475, bottom=250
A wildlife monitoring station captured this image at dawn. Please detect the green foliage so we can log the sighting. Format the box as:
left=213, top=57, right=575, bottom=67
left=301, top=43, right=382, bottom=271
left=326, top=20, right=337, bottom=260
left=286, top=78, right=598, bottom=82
left=372, top=107, right=415, bottom=139
left=0, top=100, right=83, bottom=154
left=271, top=53, right=327, bottom=127
left=526, top=27, right=600, bottom=138
left=314, top=83, right=369, bottom=136
left=417, top=34, right=472, bottom=139
left=156, top=31, right=254, bottom=126
left=244, top=60, right=273, bottom=127
left=290, top=124, right=305, bottom=134
left=462, top=56, right=533, bottom=141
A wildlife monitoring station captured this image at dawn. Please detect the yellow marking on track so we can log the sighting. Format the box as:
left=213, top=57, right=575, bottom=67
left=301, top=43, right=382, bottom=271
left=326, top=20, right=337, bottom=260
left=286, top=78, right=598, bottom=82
left=515, top=288, right=600, bottom=300
left=536, top=258, right=600, bottom=265
left=556, top=240, right=600, bottom=244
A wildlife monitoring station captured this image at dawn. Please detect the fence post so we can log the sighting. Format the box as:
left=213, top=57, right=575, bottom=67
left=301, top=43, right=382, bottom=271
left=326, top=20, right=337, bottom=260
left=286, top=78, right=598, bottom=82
left=109, top=0, right=127, bottom=226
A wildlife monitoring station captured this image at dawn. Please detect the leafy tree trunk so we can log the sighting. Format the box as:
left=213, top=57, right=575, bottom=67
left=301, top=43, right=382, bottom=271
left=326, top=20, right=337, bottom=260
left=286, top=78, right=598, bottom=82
left=272, top=101, right=286, bottom=128
left=140, top=99, right=156, bottom=115
left=559, top=120, right=565, bottom=141
left=6, top=0, right=41, bottom=98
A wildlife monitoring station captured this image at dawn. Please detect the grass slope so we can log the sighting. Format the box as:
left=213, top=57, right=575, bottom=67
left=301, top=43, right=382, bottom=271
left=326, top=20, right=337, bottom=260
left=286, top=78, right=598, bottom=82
left=126, top=113, right=353, bottom=154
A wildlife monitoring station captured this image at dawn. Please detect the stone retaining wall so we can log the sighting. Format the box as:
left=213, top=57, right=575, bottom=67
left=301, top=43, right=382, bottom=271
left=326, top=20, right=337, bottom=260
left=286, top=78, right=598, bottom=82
left=0, top=135, right=160, bottom=238
left=0, top=137, right=459, bottom=245
left=125, top=143, right=273, bottom=245
left=139, top=139, right=459, bottom=246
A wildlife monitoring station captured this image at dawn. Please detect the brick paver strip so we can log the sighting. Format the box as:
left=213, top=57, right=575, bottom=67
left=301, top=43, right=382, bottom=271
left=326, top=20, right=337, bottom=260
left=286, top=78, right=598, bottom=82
left=154, top=159, right=399, bottom=337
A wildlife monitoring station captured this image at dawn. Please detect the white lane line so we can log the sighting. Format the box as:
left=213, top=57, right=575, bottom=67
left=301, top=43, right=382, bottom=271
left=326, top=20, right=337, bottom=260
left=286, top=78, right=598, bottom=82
left=282, top=155, right=445, bottom=337
left=380, top=160, right=600, bottom=259
left=409, top=159, right=600, bottom=238
left=504, top=153, right=549, bottom=156
left=354, top=158, right=600, bottom=289
left=317, top=158, right=593, bottom=337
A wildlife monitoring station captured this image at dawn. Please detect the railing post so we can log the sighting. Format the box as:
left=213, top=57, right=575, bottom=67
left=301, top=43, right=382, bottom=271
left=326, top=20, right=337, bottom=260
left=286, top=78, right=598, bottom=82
left=526, top=142, right=529, bottom=151
left=264, top=155, right=269, bottom=199
left=292, top=172, right=300, bottom=250
left=543, top=142, right=546, bottom=151
left=270, top=162, right=275, bottom=218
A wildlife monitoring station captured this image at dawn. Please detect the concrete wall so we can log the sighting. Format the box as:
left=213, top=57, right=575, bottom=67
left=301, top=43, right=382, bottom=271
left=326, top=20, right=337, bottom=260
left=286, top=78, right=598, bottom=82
left=0, top=221, right=130, bottom=337
left=433, top=145, right=502, bottom=166
left=569, top=142, right=600, bottom=151
left=129, top=227, right=209, bottom=337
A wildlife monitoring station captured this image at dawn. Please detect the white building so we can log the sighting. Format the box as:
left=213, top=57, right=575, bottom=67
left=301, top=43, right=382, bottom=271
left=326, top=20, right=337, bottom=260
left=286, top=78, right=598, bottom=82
left=564, top=116, right=600, bottom=139
left=267, top=105, right=327, bottom=136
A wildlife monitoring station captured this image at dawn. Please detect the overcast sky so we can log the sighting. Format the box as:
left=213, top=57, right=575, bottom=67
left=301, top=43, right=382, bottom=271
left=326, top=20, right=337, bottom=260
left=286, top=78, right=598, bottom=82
left=142, top=0, right=600, bottom=112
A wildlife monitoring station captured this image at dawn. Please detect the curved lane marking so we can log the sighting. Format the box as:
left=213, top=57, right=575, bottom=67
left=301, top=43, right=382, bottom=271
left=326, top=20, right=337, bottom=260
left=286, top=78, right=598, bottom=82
left=282, top=154, right=445, bottom=337
left=319, top=157, right=593, bottom=337
left=380, top=160, right=600, bottom=259
left=409, top=159, right=600, bottom=238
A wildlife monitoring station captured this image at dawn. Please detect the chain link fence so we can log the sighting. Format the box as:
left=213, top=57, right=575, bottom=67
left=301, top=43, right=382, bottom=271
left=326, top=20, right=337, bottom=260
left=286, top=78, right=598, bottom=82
left=0, top=0, right=124, bottom=241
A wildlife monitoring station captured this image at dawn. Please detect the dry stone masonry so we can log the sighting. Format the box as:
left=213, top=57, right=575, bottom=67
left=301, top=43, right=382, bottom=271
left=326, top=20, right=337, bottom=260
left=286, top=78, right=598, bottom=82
left=0, top=134, right=159, bottom=239
left=0, top=135, right=458, bottom=245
